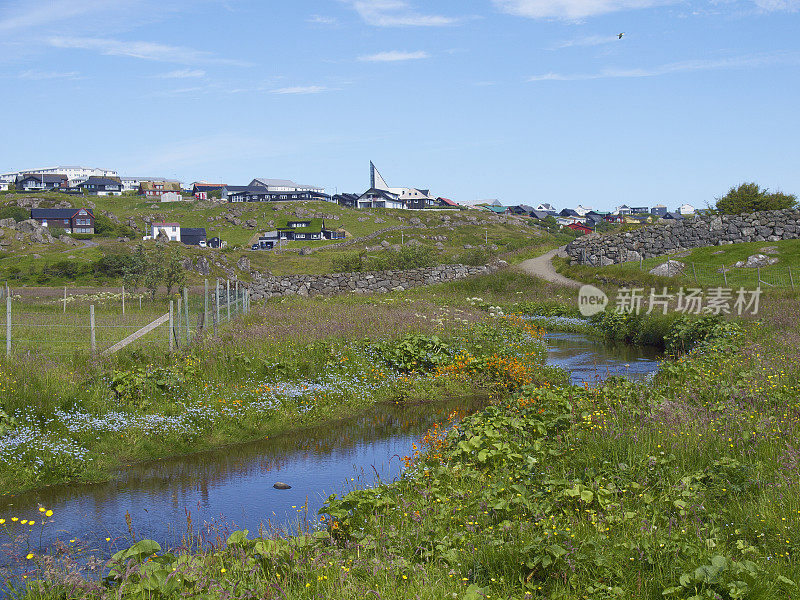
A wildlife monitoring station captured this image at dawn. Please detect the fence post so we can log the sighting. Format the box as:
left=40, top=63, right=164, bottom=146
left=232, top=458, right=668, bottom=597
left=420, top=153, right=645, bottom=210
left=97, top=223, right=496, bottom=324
left=692, top=263, right=698, bottom=284
left=226, top=279, right=231, bottom=322
left=122, top=286, right=125, bottom=315
left=169, top=301, right=174, bottom=352
left=722, top=264, right=728, bottom=287
left=757, top=265, right=761, bottom=287
left=235, top=280, right=239, bottom=314
left=204, top=278, right=209, bottom=325
left=183, top=287, right=190, bottom=344
left=789, top=267, right=795, bottom=291
left=214, top=287, right=219, bottom=336
left=63, top=286, right=67, bottom=314
left=6, top=296, right=10, bottom=357
left=176, top=297, right=181, bottom=347
left=90, top=305, right=96, bottom=352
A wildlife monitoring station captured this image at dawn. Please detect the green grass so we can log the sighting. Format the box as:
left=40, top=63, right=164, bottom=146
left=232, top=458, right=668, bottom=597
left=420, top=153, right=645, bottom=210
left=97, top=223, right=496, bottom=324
left=15, top=293, right=800, bottom=600
left=0, top=193, right=552, bottom=283
left=562, top=238, right=800, bottom=289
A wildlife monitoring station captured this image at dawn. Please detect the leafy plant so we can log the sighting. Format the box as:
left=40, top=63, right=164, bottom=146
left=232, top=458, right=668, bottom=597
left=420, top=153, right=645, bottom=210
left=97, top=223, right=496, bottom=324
left=374, top=334, right=453, bottom=373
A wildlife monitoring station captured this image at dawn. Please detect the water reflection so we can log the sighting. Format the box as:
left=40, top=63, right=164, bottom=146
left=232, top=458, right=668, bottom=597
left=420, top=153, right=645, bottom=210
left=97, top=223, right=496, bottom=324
left=545, top=332, right=662, bottom=385
left=0, top=333, right=662, bottom=583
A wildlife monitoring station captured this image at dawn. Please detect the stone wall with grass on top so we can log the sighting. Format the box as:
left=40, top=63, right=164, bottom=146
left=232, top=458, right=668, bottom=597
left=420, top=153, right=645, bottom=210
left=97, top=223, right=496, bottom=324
left=248, top=263, right=501, bottom=299
left=565, top=209, right=800, bottom=265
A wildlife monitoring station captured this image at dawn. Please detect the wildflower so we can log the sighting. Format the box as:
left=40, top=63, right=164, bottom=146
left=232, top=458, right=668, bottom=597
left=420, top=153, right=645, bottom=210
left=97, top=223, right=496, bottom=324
left=26, top=553, right=34, bottom=560
left=220, top=568, right=226, bottom=573
left=46, top=510, right=53, bottom=517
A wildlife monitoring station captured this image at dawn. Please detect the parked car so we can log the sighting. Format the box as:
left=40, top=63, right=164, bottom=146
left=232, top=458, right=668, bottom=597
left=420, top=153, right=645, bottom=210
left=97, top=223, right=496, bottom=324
left=251, top=243, right=260, bottom=250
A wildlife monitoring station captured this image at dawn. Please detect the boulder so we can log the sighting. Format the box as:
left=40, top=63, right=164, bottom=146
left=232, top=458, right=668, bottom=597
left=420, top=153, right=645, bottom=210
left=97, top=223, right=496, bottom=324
left=16, top=219, right=42, bottom=234
left=59, top=234, right=81, bottom=246
left=649, top=260, right=686, bottom=277
left=237, top=256, right=251, bottom=271
left=0, top=219, right=16, bottom=228
left=273, top=482, right=292, bottom=490
left=733, top=254, right=779, bottom=268
left=30, top=228, right=54, bottom=244
left=195, top=257, right=210, bottom=276
left=299, top=247, right=313, bottom=256
left=759, top=246, right=779, bottom=255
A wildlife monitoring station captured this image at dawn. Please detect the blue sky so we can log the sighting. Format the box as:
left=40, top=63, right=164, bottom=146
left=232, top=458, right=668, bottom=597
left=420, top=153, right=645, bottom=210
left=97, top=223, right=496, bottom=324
left=1, top=0, right=798, bottom=211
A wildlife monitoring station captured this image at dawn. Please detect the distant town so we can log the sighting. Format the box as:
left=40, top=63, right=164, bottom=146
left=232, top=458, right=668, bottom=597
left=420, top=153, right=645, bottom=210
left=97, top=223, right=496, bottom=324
left=1, top=162, right=700, bottom=248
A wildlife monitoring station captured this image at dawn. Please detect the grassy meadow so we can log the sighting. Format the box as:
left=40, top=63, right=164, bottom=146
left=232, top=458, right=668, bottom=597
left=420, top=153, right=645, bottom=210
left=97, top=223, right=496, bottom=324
left=0, top=192, right=560, bottom=285
left=2, top=253, right=800, bottom=599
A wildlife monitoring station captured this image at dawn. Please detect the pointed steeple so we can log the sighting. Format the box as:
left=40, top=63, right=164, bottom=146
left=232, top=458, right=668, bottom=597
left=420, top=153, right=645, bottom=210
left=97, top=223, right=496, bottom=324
left=370, top=161, right=390, bottom=191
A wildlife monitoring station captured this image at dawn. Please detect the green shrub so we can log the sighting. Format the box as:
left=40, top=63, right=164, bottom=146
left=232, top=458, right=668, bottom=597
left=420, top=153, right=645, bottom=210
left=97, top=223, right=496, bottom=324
left=331, top=252, right=364, bottom=273
left=373, top=334, right=453, bottom=373
left=0, top=205, right=30, bottom=222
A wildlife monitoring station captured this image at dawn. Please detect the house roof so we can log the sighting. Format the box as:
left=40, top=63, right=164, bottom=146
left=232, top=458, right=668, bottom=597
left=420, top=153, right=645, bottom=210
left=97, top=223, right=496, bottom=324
left=79, top=177, right=121, bottom=187
left=31, top=208, right=93, bottom=219
left=663, top=212, right=683, bottom=219
left=153, top=222, right=180, bottom=227
left=277, top=218, right=324, bottom=233
left=529, top=210, right=550, bottom=219
left=359, top=188, right=401, bottom=201
left=437, top=197, right=458, bottom=206
left=181, top=227, right=206, bottom=238
left=141, top=181, right=181, bottom=191
left=559, top=208, right=580, bottom=217
left=21, top=174, right=67, bottom=183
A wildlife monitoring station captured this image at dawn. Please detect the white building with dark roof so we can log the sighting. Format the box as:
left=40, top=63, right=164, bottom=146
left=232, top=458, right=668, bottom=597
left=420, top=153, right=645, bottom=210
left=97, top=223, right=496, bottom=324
left=8, top=166, right=118, bottom=186
left=249, top=178, right=325, bottom=194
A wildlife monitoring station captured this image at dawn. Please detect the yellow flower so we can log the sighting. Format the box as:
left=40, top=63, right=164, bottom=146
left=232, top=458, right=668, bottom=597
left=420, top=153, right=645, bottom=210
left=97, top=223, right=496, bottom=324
left=26, top=553, right=34, bottom=560
left=0, top=519, right=5, bottom=524
left=220, top=568, right=226, bottom=573
left=38, top=508, right=45, bottom=513
left=21, top=520, right=27, bottom=525
left=11, top=517, right=18, bottom=522
left=45, top=510, right=53, bottom=517
left=29, top=520, right=35, bottom=525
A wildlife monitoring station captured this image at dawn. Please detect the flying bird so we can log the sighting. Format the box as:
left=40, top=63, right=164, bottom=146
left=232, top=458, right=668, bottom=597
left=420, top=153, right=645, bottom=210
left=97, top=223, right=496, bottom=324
left=618, top=32, right=625, bottom=39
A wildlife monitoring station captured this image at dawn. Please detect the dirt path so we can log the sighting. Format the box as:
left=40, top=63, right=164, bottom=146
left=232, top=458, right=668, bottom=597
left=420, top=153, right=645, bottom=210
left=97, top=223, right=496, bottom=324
left=517, top=247, right=583, bottom=289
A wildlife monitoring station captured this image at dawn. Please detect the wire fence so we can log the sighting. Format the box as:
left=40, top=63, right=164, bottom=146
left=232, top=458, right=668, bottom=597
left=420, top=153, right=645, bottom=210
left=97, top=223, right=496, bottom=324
left=636, top=260, right=798, bottom=290
left=0, top=279, right=251, bottom=357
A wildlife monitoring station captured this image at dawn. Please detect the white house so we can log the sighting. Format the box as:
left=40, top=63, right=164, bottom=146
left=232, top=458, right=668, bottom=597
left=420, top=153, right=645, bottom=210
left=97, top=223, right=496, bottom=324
left=0, top=181, right=9, bottom=192
left=249, top=178, right=325, bottom=194
left=160, top=192, right=183, bottom=203
left=613, top=204, right=633, bottom=215
left=556, top=216, right=585, bottom=227
left=148, top=222, right=181, bottom=241
left=574, top=205, right=594, bottom=217
left=678, top=203, right=696, bottom=215
left=12, top=166, right=117, bottom=186
left=534, top=203, right=556, bottom=212
left=121, top=177, right=180, bottom=192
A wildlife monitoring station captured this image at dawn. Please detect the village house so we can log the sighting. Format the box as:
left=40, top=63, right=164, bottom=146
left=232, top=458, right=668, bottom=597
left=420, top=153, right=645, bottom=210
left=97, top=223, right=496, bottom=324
left=678, top=203, right=696, bottom=215
left=180, top=227, right=207, bottom=247
left=140, top=181, right=182, bottom=197
left=76, top=176, right=123, bottom=196
left=148, top=222, right=181, bottom=242
left=17, top=174, right=68, bottom=191
left=651, top=204, right=668, bottom=216
left=30, top=208, right=95, bottom=234
left=567, top=222, right=594, bottom=235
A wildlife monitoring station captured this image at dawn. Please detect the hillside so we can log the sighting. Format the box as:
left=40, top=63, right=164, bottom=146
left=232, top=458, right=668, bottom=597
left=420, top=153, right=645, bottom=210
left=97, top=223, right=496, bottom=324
left=0, top=192, right=557, bottom=286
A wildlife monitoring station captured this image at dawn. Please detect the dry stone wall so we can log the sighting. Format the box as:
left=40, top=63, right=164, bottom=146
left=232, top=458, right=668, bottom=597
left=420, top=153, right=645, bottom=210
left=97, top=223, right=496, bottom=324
left=565, top=209, right=800, bottom=265
left=248, top=263, right=499, bottom=299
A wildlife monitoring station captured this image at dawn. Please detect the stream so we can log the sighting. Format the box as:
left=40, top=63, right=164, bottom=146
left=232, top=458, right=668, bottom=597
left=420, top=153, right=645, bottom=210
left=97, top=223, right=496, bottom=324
left=0, top=333, right=662, bottom=588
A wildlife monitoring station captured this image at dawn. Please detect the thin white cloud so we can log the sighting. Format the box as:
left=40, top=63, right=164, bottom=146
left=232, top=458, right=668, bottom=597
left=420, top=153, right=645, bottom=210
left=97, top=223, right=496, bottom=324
left=493, top=0, right=674, bottom=19
left=551, top=34, right=620, bottom=49
left=0, top=0, right=131, bottom=32
left=47, top=36, right=251, bottom=66
left=155, top=69, right=206, bottom=78
left=18, top=69, right=82, bottom=80
left=271, top=85, right=331, bottom=94
left=347, top=0, right=460, bottom=26
left=527, top=53, right=800, bottom=81
left=358, top=50, right=429, bottom=62
left=308, top=14, right=339, bottom=25
left=754, top=0, right=800, bottom=10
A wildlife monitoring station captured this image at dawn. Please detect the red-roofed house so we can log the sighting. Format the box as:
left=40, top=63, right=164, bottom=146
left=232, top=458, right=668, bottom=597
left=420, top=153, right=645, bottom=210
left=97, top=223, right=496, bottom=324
left=437, top=197, right=459, bottom=207
left=567, top=222, right=594, bottom=235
